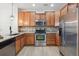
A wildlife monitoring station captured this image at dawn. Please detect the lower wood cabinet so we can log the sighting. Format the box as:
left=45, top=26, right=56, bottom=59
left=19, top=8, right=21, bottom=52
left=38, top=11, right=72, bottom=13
left=15, top=33, right=60, bottom=54
left=16, top=36, right=21, bottom=54
left=24, top=33, right=35, bottom=45
left=56, top=33, right=60, bottom=46
left=20, top=35, right=25, bottom=48
left=15, top=34, right=25, bottom=54
left=15, top=33, right=35, bottom=54
left=46, top=33, right=56, bottom=45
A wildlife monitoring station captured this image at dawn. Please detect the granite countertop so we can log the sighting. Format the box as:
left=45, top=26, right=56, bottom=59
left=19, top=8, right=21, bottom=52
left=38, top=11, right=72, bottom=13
left=0, top=32, right=25, bottom=43
left=0, top=31, right=59, bottom=43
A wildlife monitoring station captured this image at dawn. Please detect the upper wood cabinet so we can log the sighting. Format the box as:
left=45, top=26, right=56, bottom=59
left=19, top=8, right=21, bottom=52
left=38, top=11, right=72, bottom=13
left=68, top=3, right=77, bottom=12
left=18, top=12, right=24, bottom=26
left=46, top=11, right=55, bottom=26
left=18, top=11, right=55, bottom=27
left=55, top=11, right=60, bottom=26
left=30, top=12, right=36, bottom=26
left=18, top=11, right=36, bottom=27
left=67, top=3, right=77, bottom=21
left=35, top=13, right=46, bottom=20
left=35, top=13, right=41, bottom=20
left=24, top=12, right=35, bottom=26
left=60, top=5, right=68, bottom=17
left=24, top=12, right=31, bottom=26
left=40, top=13, right=46, bottom=20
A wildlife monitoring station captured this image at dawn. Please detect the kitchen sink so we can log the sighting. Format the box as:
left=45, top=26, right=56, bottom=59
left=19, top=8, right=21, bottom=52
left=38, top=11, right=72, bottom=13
left=9, top=33, right=19, bottom=36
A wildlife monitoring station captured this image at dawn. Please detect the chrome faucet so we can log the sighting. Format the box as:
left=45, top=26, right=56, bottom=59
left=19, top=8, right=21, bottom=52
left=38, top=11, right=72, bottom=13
left=10, top=26, right=12, bottom=35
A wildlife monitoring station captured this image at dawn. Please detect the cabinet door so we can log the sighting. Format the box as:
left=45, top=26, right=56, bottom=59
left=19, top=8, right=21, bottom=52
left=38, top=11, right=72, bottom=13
left=16, top=38, right=21, bottom=54
left=46, top=33, right=56, bottom=45
left=55, top=11, right=60, bottom=26
left=26, top=37, right=34, bottom=45
left=25, top=33, right=34, bottom=45
left=46, top=11, right=55, bottom=26
left=60, top=5, right=68, bottom=16
left=46, top=12, right=51, bottom=26
left=68, top=3, right=77, bottom=12
left=40, top=13, right=46, bottom=20
left=51, top=12, right=55, bottom=26
left=24, top=12, right=30, bottom=26
left=30, top=12, right=36, bottom=26
left=20, top=37, right=24, bottom=48
left=18, top=12, right=24, bottom=26
left=35, top=13, right=41, bottom=20
left=56, top=33, right=60, bottom=46
left=68, top=3, right=77, bottom=21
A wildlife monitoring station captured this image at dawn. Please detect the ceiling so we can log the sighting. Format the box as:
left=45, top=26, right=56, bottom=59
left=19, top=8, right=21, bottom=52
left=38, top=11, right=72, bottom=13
left=15, top=3, right=67, bottom=12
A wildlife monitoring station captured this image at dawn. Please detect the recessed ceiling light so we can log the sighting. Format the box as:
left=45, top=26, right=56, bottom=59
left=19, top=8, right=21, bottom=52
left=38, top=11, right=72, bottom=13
left=50, top=4, right=54, bottom=7
left=32, top=4, right=36, bottom=7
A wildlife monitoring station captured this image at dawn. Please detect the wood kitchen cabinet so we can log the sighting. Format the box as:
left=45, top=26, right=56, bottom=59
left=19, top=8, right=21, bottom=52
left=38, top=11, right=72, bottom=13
left=46, top=11, right=55, bottom=26
left=24, top=12, right=36, bottom=26
left=56, top=33, right=60, bottom=46
left=40, top=13, right=46, bottom=20
left=18, top=12, right=36, bottom=27
left=18, top=11, right=32, bottom=26
left=20, top=34, right=25, bottom=48
left=67, top=3, right=77, bottom=21
left=68, top=3, right=77, bottom=12
left=46, top=33, right=56, bottom=45
left=30, top=12, right=36, bottom=26
left=24, top=12, right=31, bottom=26
left=35, top=13, right=46, bottom=20
left=18, top=12, right=25, bottom=26
left=55, top=11, right=60, bottom=26
left=25, top=33, right=35, bottom=45
left=35, top=13, right=41, bottom=20
left=16, top=34, right=25, bottom=54
left=60, top=4, right=68, bottom=17
left=16, top=36, right=21, bottom=54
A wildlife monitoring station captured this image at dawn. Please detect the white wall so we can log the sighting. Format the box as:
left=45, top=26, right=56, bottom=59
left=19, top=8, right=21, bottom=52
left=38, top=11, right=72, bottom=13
left=0, top=3, right=18, bottom=35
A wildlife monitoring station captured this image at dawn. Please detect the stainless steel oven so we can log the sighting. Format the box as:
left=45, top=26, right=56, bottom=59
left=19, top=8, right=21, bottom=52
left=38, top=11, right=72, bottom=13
left=35, top=33, right=46, bottom=47
left=36, top=34, right=45, bottom=40
left=35, top=19, right=46, bottom=47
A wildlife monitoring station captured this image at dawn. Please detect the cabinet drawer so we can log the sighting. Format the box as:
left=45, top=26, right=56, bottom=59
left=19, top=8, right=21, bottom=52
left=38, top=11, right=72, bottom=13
left=46, top=40, right=55, bottom=45
left=47, top=37, right=56, bottom=39
left=46, top=38, right=55, bottom=41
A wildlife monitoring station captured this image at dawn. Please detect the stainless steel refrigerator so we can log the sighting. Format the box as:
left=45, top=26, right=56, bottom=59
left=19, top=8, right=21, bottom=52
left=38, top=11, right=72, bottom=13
left=59, top=6, right=79, bottom=56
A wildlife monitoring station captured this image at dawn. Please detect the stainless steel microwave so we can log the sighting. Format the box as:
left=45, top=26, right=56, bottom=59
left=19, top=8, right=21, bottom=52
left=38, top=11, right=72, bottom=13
left=35, top=20, right=46, bottom=26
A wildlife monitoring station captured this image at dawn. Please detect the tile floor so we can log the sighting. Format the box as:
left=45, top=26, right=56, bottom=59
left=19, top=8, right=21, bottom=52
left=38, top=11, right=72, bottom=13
left=17, top=46, right=61, bottom=56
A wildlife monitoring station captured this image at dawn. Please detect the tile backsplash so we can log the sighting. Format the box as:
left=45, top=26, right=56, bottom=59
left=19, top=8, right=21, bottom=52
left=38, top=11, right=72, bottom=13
left=20, top=27, right=35, bottom=33
left=46, top=27, right=58, bottom=32
left=19, top=27, right=59, bottom=33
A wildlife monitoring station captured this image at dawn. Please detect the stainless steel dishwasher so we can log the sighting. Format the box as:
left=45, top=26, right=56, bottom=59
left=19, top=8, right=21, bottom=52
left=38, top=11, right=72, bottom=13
left=0, top=38, right=16, bottom=56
